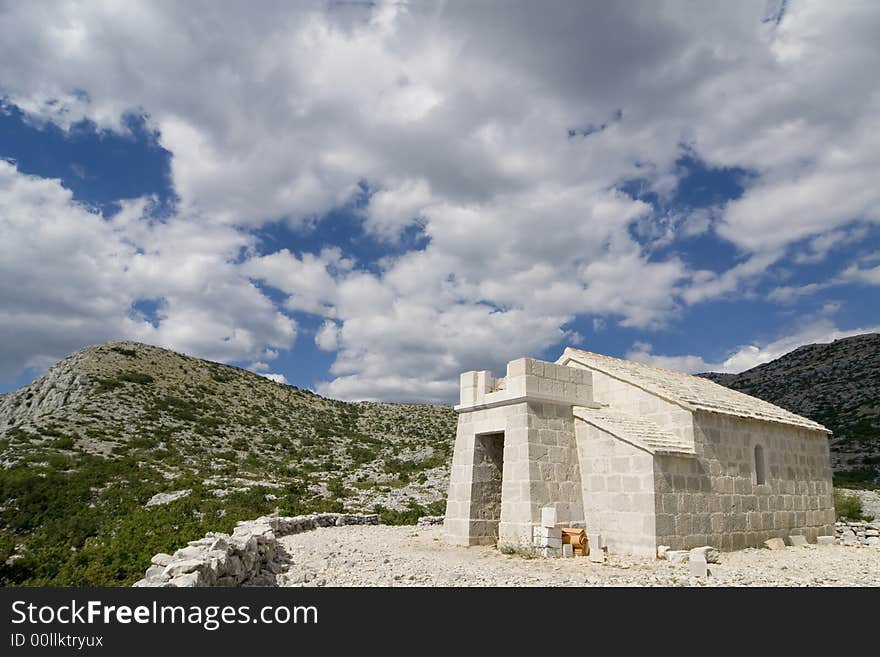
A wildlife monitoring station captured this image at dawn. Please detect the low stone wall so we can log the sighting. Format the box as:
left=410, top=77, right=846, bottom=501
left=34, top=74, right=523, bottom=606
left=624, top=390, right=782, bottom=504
left=835, top=519, right=880, bottom=547
left=416, top=515, right=444, bottom=526
left=133, top=513, right=379, bottom=587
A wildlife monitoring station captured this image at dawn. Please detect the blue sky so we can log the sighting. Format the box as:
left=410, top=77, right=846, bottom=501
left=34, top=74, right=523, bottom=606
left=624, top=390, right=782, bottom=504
left=1, top=1, right=879, bottom=402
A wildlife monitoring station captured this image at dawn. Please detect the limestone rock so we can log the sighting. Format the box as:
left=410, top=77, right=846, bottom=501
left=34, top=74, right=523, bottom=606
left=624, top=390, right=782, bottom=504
left=666, top=550, right=689, bottom=563
left=689, top=546, right=720, bottom=564
left=168, top=571, right=203, bottom=587
left=763, top=538, right=786, bottom=550
left=163, top=559, right=205, bottom=578
left=150, top=553, right=173, bottom=566
left=689, top=556, right=708, bottom=577
left=135, top=512, right=379, bottom=588
left=145, top=490, right=191, bottom=507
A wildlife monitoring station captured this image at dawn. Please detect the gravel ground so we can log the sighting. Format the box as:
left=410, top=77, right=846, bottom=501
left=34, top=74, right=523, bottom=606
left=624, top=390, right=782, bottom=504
left=276, top=525, right=880, bottom=587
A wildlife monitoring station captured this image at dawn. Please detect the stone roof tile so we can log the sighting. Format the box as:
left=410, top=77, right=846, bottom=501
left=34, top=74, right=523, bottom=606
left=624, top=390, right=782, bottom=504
left=560, top=348, right=829, bottom=433
left=572, top=406, right=696, bottom=456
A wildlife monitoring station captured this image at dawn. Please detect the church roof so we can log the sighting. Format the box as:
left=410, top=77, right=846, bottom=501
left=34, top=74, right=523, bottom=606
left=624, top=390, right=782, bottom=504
left=572, top=406, right=697, bottom=456
left=559, top=347, right=830, bottom=434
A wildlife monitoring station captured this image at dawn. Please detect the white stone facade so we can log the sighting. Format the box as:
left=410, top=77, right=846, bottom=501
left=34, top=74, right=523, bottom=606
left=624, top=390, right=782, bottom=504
left=444, top=348, right=835, bottom=556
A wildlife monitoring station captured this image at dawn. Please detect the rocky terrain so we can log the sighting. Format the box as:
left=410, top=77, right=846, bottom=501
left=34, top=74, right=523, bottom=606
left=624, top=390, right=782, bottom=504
left=0, top=341, right=455, bottom=586
left=273, top=524, right=880, bottom=587
left=701, top=333, right=880, bottom=484
left=3, top=334, right=879, bottom=587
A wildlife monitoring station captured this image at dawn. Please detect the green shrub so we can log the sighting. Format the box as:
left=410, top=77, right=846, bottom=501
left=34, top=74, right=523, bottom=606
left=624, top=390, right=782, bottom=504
left=326, top=478, right=349, bottom=498
left=117, top=371, right=154, bottom=385
left=833, top=489, right=864, bottom=520
left=372, top=499, right=445, bottom=525
left=53, top=436, right=76, bottom=450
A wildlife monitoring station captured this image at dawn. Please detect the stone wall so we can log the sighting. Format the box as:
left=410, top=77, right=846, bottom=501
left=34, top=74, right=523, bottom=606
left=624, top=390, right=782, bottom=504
left=835, top=519, right=880, bottom=546
left=445, top=403, right=526, bottom=546
left=445, top=400, right=584, bottom=549
left=578, top=366, right=696, bottom=446
left=654, top=412, right=835, bottom=551
left=575, top=422, right=657, bottom=556
left=133, top=513, right=379, bottom=587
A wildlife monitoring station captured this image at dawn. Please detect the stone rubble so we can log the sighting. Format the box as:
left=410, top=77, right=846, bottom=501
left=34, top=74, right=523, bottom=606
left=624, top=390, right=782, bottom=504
left=132, top=512, right=379, bottom=587
left=689, top=546, right=721, bottom=564
left=415, top=515, right=445, bottom=527
left=835, top=519, right=880, bottom=547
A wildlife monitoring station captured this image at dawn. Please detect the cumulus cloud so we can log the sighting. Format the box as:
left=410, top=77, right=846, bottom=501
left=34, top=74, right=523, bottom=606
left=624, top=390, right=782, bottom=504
left=1, top=2, right=879, bottom=399
left=840, top=252, right=880, bottom=285
left=627, top=320, right=880, bottom=375
left=314, top=320, right=340, bottom=352
left=0, top=160, right=295, bottom=380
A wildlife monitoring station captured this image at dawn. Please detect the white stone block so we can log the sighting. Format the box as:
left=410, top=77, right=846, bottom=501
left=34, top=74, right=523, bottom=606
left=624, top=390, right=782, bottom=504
left=787, top=535, right=808, bottom=547
left=689, top=546, right=720, bottom=564
left=475, top=370, right=494, bottom=393
left=539, top=526, right=562, bottom=540
left=541, top=506, right=558, bottom=528
left=763, top=538, right=786, bottom=550
left=666, top=550, right=689, bottom=564
left=540, top=547, right=561, bottom=558
left=562, top=544, right=574, bottom=558
left=689, top=556, right=708, bottom=577
left=816, top=536, right=835, bottom=546
left=657, top=545, right=670, bottom=560
left=588, top=547, right=606, bottom=563
left=506, top=358, right=528, bottom=378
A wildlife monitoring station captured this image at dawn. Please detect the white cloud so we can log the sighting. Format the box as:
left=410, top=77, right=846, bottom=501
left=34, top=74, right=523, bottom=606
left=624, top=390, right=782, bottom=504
left=361, top=178, right=432, bottom=241
left=840, top=253, right=880, bottom=285
left=0, top=2, right=879, bottom=399
left=260, top=373, right=288, bottom=385
left=0, top=161, right=295, bottom=381
left=766, top=282, right=827, bottom=304
left=315, top=320, right=340, bottom=352
left=627, top=320, right=880, bottom=375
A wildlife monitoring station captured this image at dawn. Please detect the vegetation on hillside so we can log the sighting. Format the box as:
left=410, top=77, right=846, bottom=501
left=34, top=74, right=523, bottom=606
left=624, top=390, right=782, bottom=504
left=0, top=342, right=454, bottom=586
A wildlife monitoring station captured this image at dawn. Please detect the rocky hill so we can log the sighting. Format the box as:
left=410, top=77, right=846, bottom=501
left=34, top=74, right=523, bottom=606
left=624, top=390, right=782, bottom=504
left=700, top=333, right=880, bottom=485
left=0, top=341, right=456, bottom=586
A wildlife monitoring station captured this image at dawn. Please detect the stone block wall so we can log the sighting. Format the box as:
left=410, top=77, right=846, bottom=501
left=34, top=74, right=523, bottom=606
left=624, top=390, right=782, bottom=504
left=575, top=423, right=657, bottom=556
left=444, top=400, right=584, bottom=549
left=654, top=412, right=835, bottom=551
left=571, top=365, right=695, bottom=446
left=445, top=403, right=529, bottom=546
left=502, top=401, right=584, bottom=547
left=134, top=513, right=379, bottom=587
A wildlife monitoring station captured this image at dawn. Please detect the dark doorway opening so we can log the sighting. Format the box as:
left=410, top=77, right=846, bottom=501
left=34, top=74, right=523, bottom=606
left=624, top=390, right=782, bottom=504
left=471, top=432, right=505, bottom=543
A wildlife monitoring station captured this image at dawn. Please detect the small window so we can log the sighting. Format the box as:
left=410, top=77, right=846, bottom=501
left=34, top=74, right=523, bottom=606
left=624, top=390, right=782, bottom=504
left=754, top=445, right=766, bottom=485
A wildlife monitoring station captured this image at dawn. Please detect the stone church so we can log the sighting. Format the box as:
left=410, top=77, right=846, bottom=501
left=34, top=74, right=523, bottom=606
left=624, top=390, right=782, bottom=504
left=443, top=348, right=835, bottom=556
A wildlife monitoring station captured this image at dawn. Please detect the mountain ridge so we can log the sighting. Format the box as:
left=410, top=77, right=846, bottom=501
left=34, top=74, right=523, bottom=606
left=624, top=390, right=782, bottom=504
left=699, top=332, right=880, bottom=484
left=0, top=340, right=456, bottom=585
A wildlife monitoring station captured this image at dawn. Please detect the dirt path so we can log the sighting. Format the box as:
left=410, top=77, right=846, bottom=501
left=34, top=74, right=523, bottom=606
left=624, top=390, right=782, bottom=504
left=276, top=525, right=880, bottom=587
